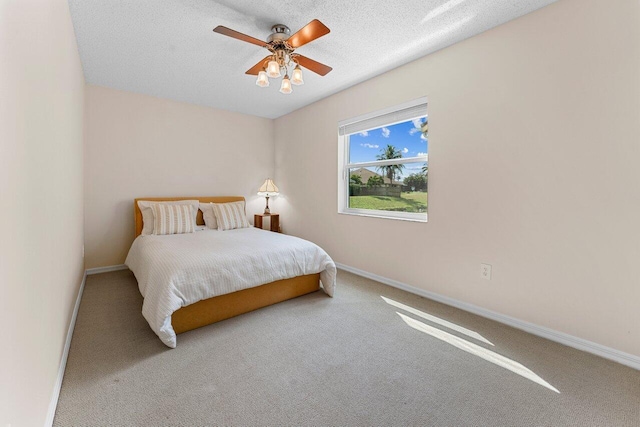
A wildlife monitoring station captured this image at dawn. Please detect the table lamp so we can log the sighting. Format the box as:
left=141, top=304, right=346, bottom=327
left=257, top=178, right=279, bottom=214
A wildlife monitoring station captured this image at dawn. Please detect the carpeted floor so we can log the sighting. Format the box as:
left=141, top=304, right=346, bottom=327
left=54, top=269, right=640, bottom=426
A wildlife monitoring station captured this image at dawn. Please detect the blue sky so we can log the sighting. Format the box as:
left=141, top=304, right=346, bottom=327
left=348, top=117, right=428, bottom=164
left=348, top=117, right=428, bottom=180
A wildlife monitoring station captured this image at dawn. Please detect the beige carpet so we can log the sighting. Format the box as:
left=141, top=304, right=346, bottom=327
left=54, top=269, right=640, bottom=426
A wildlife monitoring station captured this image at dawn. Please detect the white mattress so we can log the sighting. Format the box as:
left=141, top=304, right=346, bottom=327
left=125, top=227, right=336, bottom=347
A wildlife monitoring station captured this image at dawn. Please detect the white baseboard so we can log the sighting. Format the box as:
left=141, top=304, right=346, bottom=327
left=45, top=270, right=87, bottom=427
left=335, top=263, right=640, bottom=371
left=42, top=261, right=638, bottom=426
left=45, top=263, right=128, bottom=426
left=86, top=264, right=128, bottom=275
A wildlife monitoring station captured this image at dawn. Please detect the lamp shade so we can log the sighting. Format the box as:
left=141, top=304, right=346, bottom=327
left=256, top=70, right=269, bottom=87
left=279, top=75, right=292, bottom=94
left=257, top=178, right=279, bottom=196
left=291, top=65, right=304, bottom=85
left=267, top=60, right=281, bottom=78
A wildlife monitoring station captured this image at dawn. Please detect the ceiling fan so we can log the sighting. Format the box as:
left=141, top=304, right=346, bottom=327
left=213, top=20, right=332, bottom=94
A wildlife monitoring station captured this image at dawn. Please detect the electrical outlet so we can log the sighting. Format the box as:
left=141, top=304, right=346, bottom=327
left=481, top=263, right=492, bottom=280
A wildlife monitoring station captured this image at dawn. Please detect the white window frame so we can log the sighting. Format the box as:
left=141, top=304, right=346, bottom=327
left=338, top=97, right=428, bottom=222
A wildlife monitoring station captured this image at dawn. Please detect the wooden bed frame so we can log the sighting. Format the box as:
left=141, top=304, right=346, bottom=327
left=134, top=197, right=321, bottom=335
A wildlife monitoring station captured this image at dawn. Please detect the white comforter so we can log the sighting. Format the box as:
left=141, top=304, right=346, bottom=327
left=125, top=227, right=336, bottom=348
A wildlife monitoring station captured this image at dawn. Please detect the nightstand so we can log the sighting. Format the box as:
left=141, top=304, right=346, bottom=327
left=254, top=213, right=280, bottom=232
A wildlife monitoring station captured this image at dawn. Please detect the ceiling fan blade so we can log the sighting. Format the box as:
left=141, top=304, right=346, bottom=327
left=213, top=26, right=267, bottom=48
left=294, top=54, right=332, bottom=76
left=245, top=56, right=272, bottom=75
left=287, top=19, right=330, bottom=49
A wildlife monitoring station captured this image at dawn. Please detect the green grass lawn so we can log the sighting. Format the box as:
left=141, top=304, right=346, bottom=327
left=349, top=192, right=427, bottom=213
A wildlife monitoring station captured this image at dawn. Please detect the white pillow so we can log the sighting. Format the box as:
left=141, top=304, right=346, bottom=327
left=138, top=200, right=199, bottom=236
left=199, top=202, right=218, bottom=230
left=211, top=201, right=250, bottom=231
left=151, top=204, right=195, bottom=235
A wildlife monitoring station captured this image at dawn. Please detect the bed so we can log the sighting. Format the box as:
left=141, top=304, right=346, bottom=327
left=125, top=196, right=336, bottom=348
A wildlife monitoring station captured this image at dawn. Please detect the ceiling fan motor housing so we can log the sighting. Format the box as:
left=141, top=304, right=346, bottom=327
left=267, top=24, right=291, bottom=43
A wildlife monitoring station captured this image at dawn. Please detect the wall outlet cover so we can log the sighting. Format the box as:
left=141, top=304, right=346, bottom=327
left=481, top=263, right=492, bottom=280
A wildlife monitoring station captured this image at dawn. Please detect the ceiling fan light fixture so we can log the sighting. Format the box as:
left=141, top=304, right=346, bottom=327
left=267, top=60, right=281, bottom=78
left=213, top=20, right=332, bottom=95
left=291, top=65, right=304, bottom=85
left=279, top=75, right=292, bottom=94
left=256, top=69, right=269, bottom=87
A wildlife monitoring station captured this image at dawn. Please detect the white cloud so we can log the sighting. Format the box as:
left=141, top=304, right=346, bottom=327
left=417, top=152, right=427, bottom=157
left=410, top=118, right=426, bottom=136
left=402, top=147, right=409, bottom=154
left=360, top=143, right=379, bottom=149
left=381, top=127, right=390, bottom=138
left=421, top=133, right=427, bottom=141
left=359, top=130, right=368, bottom=137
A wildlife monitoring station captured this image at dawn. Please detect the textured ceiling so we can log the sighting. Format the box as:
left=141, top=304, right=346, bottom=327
left=68, top=0, right=557, bottom=119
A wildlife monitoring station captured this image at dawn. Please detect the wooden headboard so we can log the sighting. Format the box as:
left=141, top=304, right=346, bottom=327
left=134, top=196, right=245, bottom=237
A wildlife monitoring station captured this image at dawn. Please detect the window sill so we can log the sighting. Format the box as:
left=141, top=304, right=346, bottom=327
left=339, top=209, right=427, bottom=223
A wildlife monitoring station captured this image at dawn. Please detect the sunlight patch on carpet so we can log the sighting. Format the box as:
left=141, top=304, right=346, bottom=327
left=397, top=312, right=560, bottom=393
left=381, top=296, right=494, bottom=346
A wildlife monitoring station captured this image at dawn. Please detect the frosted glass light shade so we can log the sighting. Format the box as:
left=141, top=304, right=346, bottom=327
left=267, top=60, right=281, bottom=78
left=279, top=75, right=292, bottom=94
left=291, top=66, right=304, bottom=85
left=256, top=70, right=269, bottom=87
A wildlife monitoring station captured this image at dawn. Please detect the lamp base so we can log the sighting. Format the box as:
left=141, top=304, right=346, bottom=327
left=264, top=196, right=270, bottom=215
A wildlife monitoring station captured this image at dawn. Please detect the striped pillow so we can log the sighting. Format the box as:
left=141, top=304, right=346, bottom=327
left=211, top=201, right=250, bottom=231
left=151, top=203, right=195, bottom=235
left=138, top=200, right=199, bottom=236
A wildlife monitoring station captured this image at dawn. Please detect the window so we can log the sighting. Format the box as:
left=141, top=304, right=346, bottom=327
left=338, top=98, right=428, bottom=222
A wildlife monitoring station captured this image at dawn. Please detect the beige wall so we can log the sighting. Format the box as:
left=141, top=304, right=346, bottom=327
left=84, top=85, right=275, bottom=268
left=274, top=0, right=640, bottom=357
left=4, top=0, right=635, bottom=424
left=0, top=0, right=85, bottom=425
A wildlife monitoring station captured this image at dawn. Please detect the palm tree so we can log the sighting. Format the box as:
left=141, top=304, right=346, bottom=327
left=410, top=116, right=428, bottom=143
left=412, top=117, right=428, bottom=177
left=376, top=144, right=404, bottom=185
